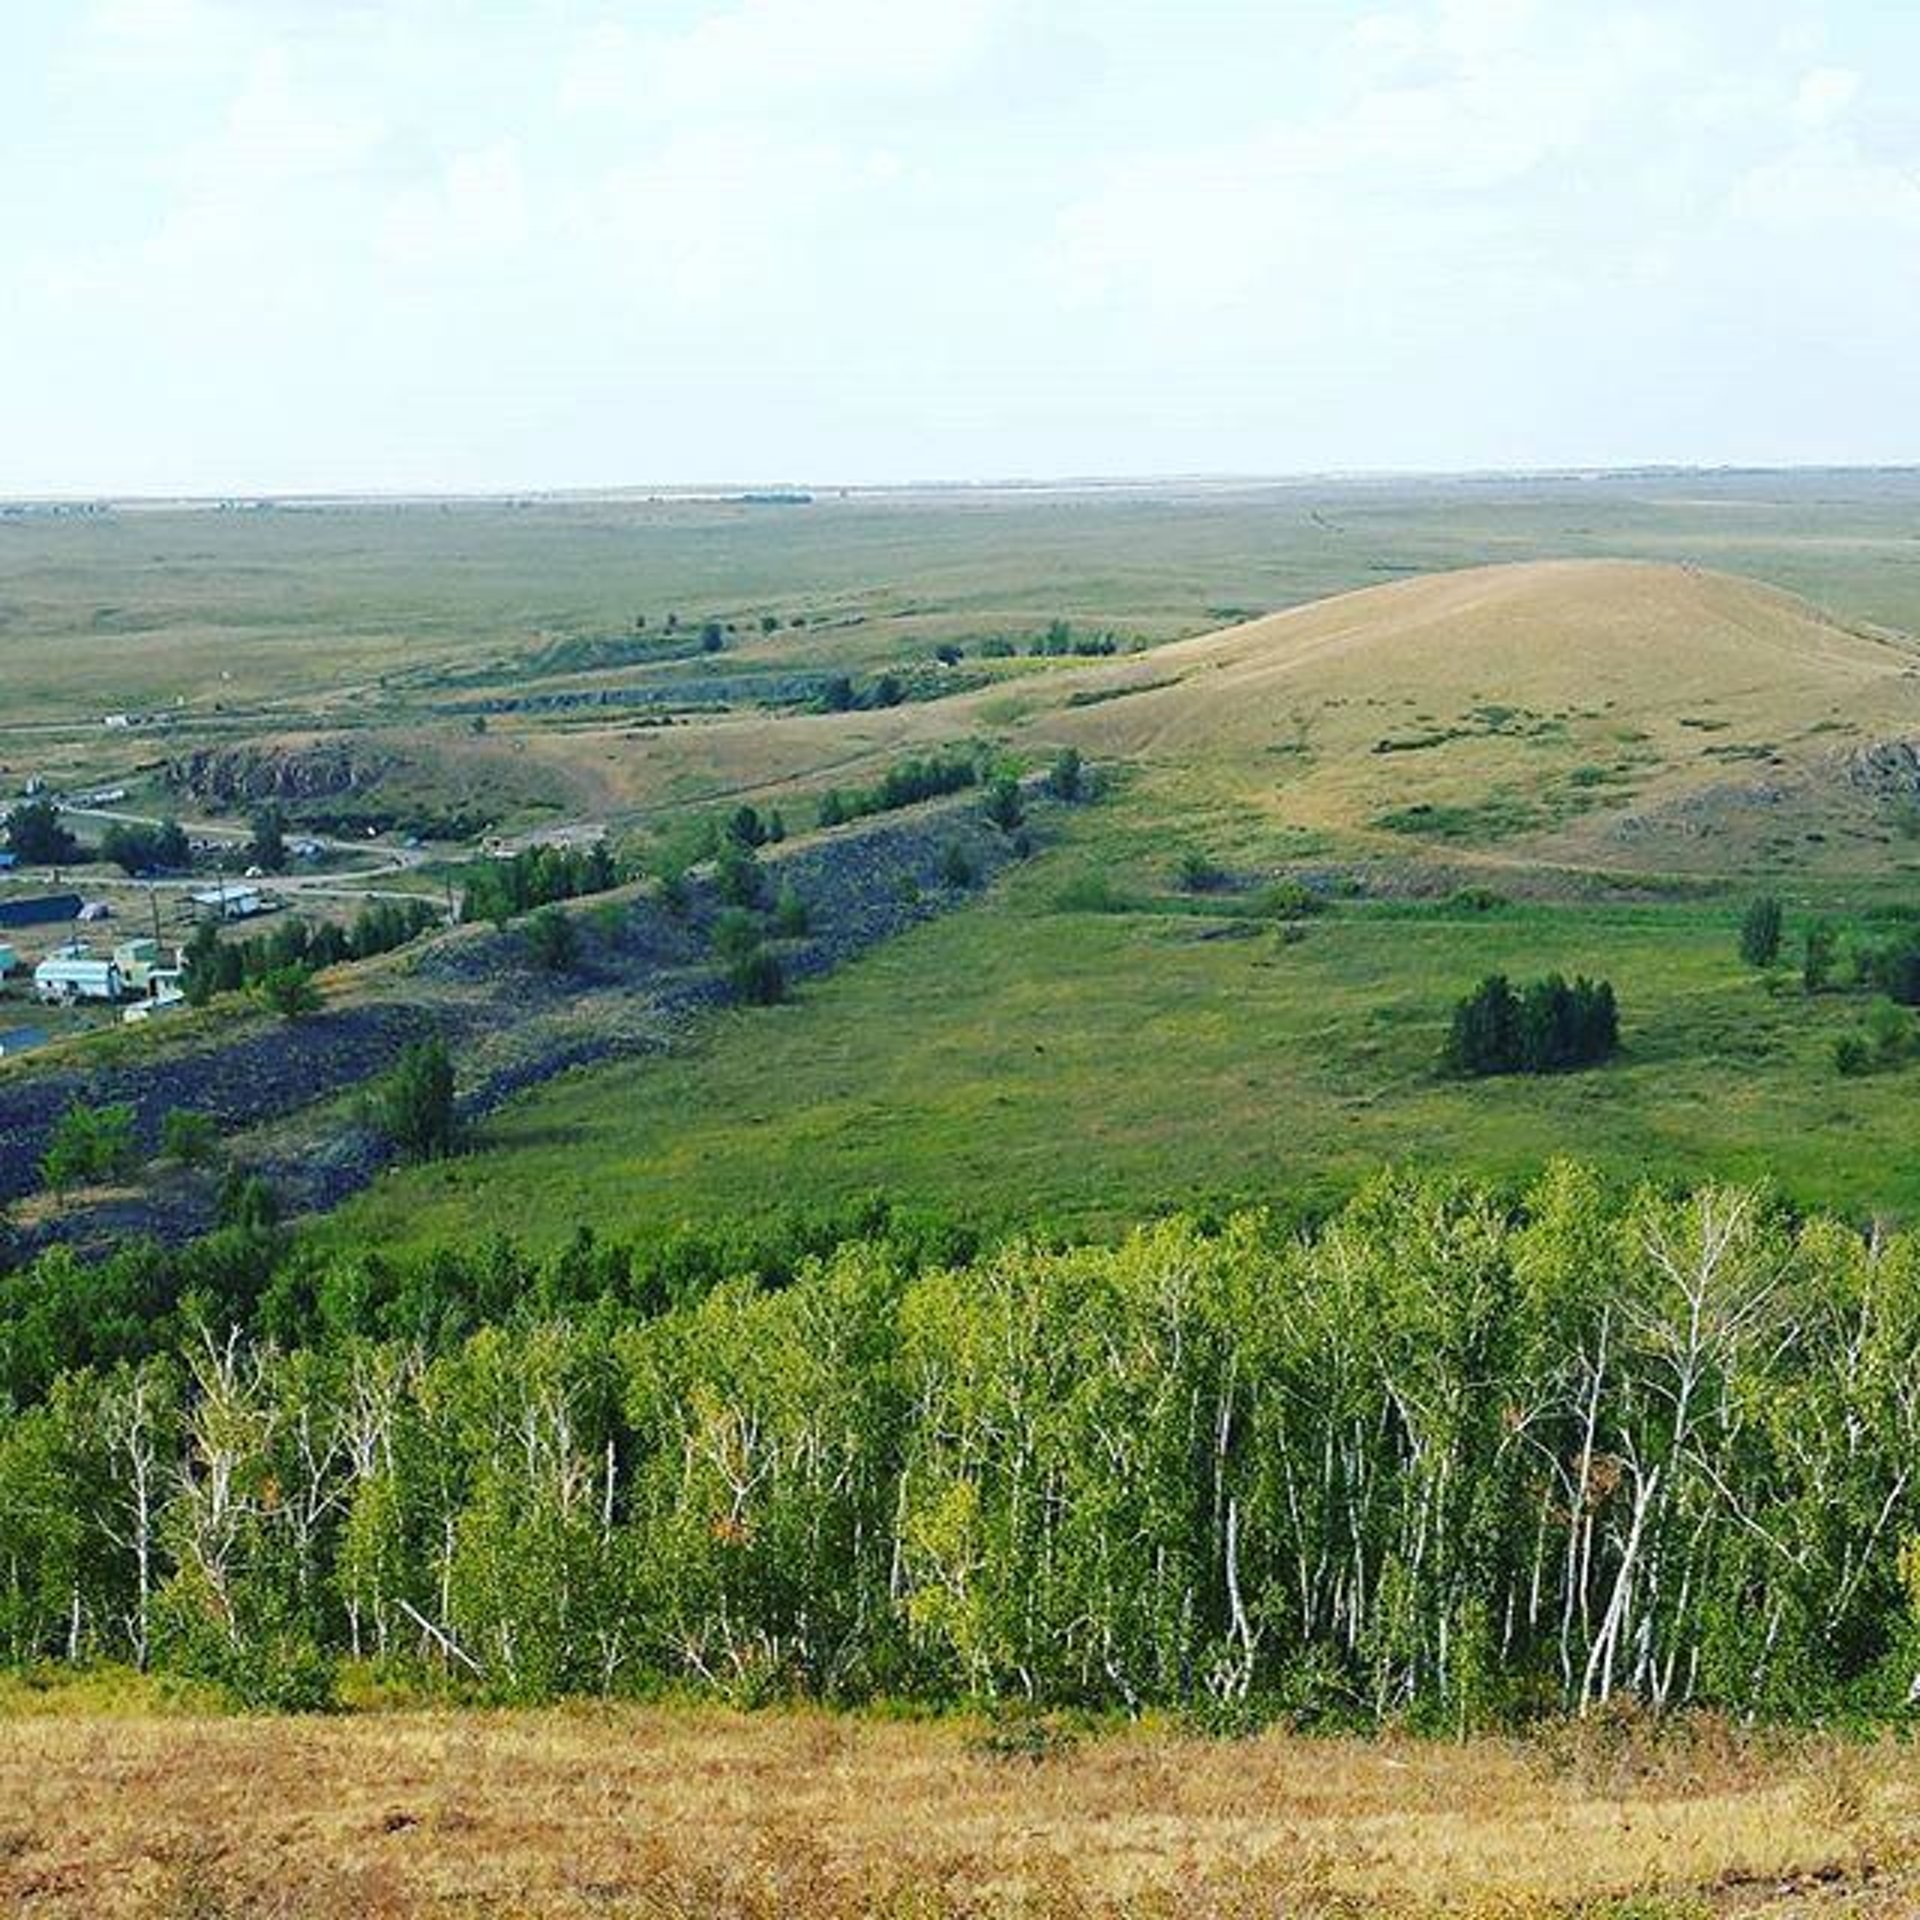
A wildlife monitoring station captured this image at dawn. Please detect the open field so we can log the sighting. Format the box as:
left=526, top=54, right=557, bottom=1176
left=277, top=526, right=1920, bottom=1253
left=333, top=787, right=1920, bottom=1253
left=1, top=1700, right=1914, bottom=1917
left=10, top=473, right=1920, bottom=719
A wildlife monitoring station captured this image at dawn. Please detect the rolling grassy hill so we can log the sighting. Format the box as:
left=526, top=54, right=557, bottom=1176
left=467, top=553, right=1920, bottom=854
left=328, top=557, right=1920, bottom=1253
left=1016, top=558, right=1920, bottom=876
left=14, top=505, right=1920, bottom=1249
left=10, top=473, right=1920, bottom=843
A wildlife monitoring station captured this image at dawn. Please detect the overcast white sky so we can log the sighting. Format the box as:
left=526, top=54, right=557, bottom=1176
left=4, top=0, right=1918, bottom=494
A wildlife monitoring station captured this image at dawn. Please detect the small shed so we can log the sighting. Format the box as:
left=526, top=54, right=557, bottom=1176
left=192, top=884, right=267, bottom=920
left=0, top=893, right=82, bottom=928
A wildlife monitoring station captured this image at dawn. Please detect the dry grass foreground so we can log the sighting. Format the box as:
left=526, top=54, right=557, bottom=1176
left=2, top=1705, right=1917, bottom=1918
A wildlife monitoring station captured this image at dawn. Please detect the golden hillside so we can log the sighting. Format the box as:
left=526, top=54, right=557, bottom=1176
left=1031, top=559, right=1920, bottom=866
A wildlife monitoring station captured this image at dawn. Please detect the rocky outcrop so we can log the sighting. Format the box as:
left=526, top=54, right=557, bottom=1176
left=1844, top=738, right=1920, bottom=797
left=166, top=740, right=394, bottom=808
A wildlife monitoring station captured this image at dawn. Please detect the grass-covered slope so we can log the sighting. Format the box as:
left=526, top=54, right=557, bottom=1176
left=1025, top=559, right=1920, bottom=872
left=333, top=785, right=1920, bottom=1254
left=33, top=550, right=1887, bottom=1256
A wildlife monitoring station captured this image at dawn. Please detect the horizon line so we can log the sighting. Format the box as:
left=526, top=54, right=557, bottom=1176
left=6, top=461, right=1920, bottom=510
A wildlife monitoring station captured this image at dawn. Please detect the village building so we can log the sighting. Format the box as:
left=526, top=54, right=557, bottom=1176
left=33, top=941, right=124, bottom=1004
left=191, top=883, right=268, bottom=920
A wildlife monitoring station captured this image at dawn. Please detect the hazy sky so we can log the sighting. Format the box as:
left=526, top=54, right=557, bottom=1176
left=5, top=0, right=1918, bottom=493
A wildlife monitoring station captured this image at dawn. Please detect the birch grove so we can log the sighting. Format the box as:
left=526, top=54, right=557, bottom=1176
left=2, top=1165, right=1918, bottom=1721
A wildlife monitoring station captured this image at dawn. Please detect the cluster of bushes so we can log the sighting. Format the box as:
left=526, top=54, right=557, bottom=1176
left=983, top=774, right=1025, bottom=834
left=1445, top=972, right=1620, bottom=1076
left=814, top=673, right=906, bottom=714
left=522, top=904, right=580, bottom=972
left=974, top=621, right=1119, bottom=659
left=1051, top=871, right=1134, bottom=914
left=35, top=1100, right=223, bottom=1197
left=3, top=798, right=79, bottom=866
left=711, top=840, right=764, bottom=909
left=460, top=840, right=625, bottom=926
left=1858, top=926, right=1920, bottom=1004
left=1062, top=866, right=1316, bottom=924
left=373, top=1037, right=459, bottom=1162
left=182, top=899, right=440, bottom=1007
left=812, top=664, right=991, bottom=714
left=1028, top=618, right=1120, bottom=658
left=1177, top=851, right=1229, bottom=893
left=704, top=834, right=809, bottom=1002
left=4, top=1170, right=1919, bottom=1723
left=1740, top=896, right=1920, bottom=1074
left=723, top=804, right=786, bottom=849
left=1172, top=850, right=1321, bottom=915
left=1834, top=1002, right=1918, bottom=1077
left=37, top=1099, right=140, bottom=1192
left=1739, top=894, right=1920, bottom=998
left=816, top=750, right=982, bottom=829
left=99, top=818, right=190, bottom=875
left=711, top=904, right=792, bottom=1005
left=648, top=812, right=789, bottom=918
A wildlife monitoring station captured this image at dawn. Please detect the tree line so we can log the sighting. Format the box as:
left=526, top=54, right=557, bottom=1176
left=3, top=1166, right=1918, bottom=1724
left=815, top=750, right=982, bottom=830
left=459, top=841, right=626, bottom=927
left=183, top=899, right=441, bottom=1006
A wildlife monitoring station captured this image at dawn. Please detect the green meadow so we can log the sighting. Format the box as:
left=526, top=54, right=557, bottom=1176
left=332, top=788, right=1920, bottom=1253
